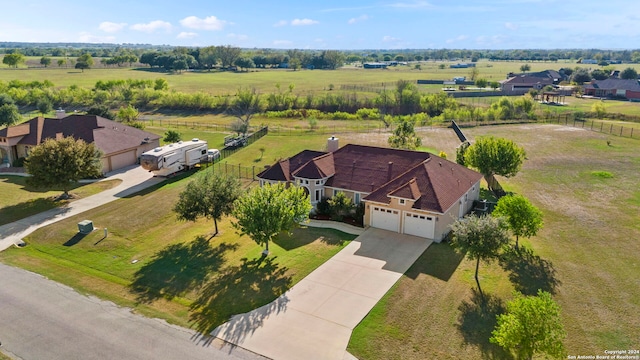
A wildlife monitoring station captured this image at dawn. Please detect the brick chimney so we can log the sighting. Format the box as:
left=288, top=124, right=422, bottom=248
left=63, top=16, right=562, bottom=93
left=327, top=136, right=339, bottom=152
left=55, top=132, right=64, bottom=140
left=387, top=162, right=393, bottom=182
left=56, top=108, right=66, bottom=119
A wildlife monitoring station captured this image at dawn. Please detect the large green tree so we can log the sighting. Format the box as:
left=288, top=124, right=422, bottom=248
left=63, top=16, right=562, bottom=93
left=163, top=130, right=182, bottom=143
left=491, top=290, right=566, bottom=360
left=25, top=136, right=102, bottom=197
left=620, top=67, right=638, bottom=80
left=0, top=94, right=21, bottom=127
left=232, top=183, right=311, bottom=255
left=450, top=215, right=510, bottom=297
left=173, top=171, right=241, bottom=236
left=465, top=136, right=526, bottom=193
left=493, top=194, right=543, bottom=250
left=2, top=53, right=25, bottom=68
left=388, top=119, right=422, bottom=150
left=198, top=46, right=218, bottom=70
left=228, top=88, right=264, bottom=135
left=40, top=56, right=52, bottom=68
left=215, top=45, right=242, bottom=68
left=75, top=53, right=94, bottom=72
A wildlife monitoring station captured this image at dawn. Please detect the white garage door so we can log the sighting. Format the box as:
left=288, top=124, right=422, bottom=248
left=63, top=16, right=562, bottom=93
left=109, top=150, right=137, bottom=172
left=403, top=212, right=435, bottom=239
left=371, top=206, right=400, bottom=232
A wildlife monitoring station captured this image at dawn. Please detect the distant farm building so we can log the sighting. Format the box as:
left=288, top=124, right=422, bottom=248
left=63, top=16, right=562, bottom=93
left=363, top=62, right=388, bottom=69
left=583, top=78, right=640, bottom=99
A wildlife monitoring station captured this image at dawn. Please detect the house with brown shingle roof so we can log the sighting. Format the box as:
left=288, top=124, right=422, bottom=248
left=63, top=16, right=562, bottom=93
left=257, top=138, right=483, bottom=241
left=0, top=112, right=160, bottom=173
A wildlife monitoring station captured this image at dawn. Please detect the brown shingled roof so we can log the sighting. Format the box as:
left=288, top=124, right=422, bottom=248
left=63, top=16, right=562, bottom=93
left=292, top=152, right=335, bottom=179
left=365, top=156, right=483, bottom=213
left=389, top=177, right=421, bottom=200
left=2, top=114, right=159, bottom=156
left=257, top=150, right=327, bottom=181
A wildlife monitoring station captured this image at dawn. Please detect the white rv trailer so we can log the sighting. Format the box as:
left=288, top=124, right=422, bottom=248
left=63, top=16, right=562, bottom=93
left=140, top=138, right=208, bottom=176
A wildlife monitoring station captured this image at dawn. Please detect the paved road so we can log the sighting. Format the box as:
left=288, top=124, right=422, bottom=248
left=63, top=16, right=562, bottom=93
left=0, top=263, right=264, bottom=360
left=0, top=166, right=164, bottom=251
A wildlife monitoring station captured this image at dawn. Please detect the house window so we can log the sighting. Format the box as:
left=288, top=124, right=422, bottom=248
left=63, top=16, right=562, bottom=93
left=399, top=199, right=406, bottom=205
left=355, top=193, right=360, bottom=204
left=305, top=180, right=309, bottom=184
left=315, top=189, right=321, bottom=202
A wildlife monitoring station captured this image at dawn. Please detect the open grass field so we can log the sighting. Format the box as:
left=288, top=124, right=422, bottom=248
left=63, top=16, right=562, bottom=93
left=0, top=164, right=356, bottom=333
left=0, top=176, right=122, bottom=226
left=4, top=59, right=640, bottom=95
left=348, top=124, right=640, bottom=359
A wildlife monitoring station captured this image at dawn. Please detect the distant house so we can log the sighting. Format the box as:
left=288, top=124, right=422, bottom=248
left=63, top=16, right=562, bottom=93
left=363, top=62, right=388, bottom=69
left=500, top=75, right=554, bottom=95
left=583, top=78, right=640, bottom=99
left=257, top=138, right=482, bottom=242
left=580, top=59, right=598, bottom=64
left=0, top=112, right=160, bottom=173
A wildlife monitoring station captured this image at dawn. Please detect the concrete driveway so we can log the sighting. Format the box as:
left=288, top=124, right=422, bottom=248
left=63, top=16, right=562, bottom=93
left=0, top=165, right=163, bottom=251
left=214, top=227, right=432, bottom=360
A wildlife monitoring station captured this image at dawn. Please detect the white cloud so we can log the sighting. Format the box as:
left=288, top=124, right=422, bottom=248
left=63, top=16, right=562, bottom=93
left=291, top=18, right=319, bottom=26
left=130, top=20, right=172, bottom=33
left=348, top=15, right=369, bottom=24
left=273, top=20, right=288, bottom=27
left=505, top=22, right=518, bottom=30
left=177, top=32, right=198, bottom=39
left=227, top=33, right=248, bottom=41
left=389, top=1, right=432, bottom=9
left=99, top=21, right=127, bottom=33
left=78, top=32, right=116, bottom=43
left=446, top=35, right=468, bottom=44
left=273, top=40, right=293, bottom=46
left=382, top=35, right=400, bottom=42
left=180, top=16, right=228, bottom=31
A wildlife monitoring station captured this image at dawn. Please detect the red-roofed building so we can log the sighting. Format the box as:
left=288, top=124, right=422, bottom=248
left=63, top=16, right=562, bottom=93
left=0, top=112, right=160, bottom=173
left=257, top=138, right=483, bottom=241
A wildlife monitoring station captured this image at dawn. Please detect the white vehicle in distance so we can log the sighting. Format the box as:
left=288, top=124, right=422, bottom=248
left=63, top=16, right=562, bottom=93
left=207, top=149, right=221, bottom=162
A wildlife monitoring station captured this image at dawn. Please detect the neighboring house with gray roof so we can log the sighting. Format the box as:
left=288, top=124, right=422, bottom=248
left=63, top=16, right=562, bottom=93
left=257, top=138, right=483, bottom=241
left=0, top=112, right=160, bottom=173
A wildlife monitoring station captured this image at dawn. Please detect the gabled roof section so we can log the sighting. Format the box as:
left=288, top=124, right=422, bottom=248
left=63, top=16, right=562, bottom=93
left=326, top=144, right=430, bottom=193
left=292, top=152, right=335, bottom=179
left=0, top=122, right=31, bottom=138
left=583, top=78, right=640, bottom=91
left=365, top=155, right=483, bottom=213
left=503, top=75, right=553, bottom=86
left=389, top=177, right=422, bottom=200
left=257, top=150, right=327, bottom=181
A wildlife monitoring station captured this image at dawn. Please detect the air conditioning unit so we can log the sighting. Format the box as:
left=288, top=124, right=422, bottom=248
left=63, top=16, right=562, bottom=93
left=78, top=220, right=94, bottom=234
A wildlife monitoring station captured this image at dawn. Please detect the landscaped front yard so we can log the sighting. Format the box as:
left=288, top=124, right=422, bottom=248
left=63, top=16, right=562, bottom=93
left=0, top=169, right=355, bottom=333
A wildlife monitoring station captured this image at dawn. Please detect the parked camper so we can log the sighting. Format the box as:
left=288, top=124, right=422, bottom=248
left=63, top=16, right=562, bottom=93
left=140, top=138, right=208, bottom=176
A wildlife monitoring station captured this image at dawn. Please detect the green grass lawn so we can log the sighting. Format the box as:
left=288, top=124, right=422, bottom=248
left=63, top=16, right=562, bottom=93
left=0, top=168, right=355, bottom=333
left=348, top=124, right=640, bottom=359
left=0, top=176, right=122, bottom=226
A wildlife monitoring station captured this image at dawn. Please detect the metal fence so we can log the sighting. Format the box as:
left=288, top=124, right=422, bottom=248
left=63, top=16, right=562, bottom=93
left=206, top=161, right=264, bottom=181
left=545, top=113, right=637, bottom=139
left=218, top=126, right=268, bottom=160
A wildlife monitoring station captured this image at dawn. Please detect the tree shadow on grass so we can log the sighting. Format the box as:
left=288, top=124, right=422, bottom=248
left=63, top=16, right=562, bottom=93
left=130, top=236, right=238, bottom=303
left=404, top=242, right=465, bottom=281
left=457, top=289, right=513, bottom=360
left=273, top=227, right=348, bottom=250
left=189, top=256, right=292, bottom=339
left=499, top=247, right=561, bottom=295
left=0, top=198, right=61, bottom=226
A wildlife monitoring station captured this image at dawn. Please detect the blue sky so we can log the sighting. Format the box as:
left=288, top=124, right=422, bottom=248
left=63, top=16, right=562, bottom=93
left=2, top=0, right=639, bottom=49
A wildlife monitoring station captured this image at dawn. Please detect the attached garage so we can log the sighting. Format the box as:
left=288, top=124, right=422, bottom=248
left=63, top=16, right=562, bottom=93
left=371, top=206, right=400, bottom=232
left=403, top=211, right=435, bottom=239
left=104, top=150, right=137, bottom=173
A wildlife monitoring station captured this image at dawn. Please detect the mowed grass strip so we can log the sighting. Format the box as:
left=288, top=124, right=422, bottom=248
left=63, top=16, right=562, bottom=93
left=0, top=176, right=122, bottom=226
left=349, top=124, right=640, bottom=359
left=0, top=167, right=355, bottom=332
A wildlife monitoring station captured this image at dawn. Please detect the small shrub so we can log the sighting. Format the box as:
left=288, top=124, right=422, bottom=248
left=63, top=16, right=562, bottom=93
left=591, top=171, right=613, bottom=178
left=315, top=196, right=332, bottom=216
left=12, top=157, right=26, bottom=167
left=438, top=151, right=448, bottom=159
